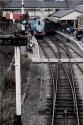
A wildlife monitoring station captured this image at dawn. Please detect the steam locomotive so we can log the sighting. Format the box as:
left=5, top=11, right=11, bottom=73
left=29, top=18, right=45, bottom=37
left=29, top=18, right=57, bottom=37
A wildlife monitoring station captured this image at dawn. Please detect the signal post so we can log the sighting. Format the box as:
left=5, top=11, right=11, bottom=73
left=0, top=35, right=27, bottom=125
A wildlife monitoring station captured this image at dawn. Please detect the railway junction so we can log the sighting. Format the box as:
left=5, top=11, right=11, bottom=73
left=0, top=0, right=83, bottom=125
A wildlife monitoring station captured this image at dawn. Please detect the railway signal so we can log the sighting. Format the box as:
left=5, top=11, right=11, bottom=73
left=14, top=0, right=26, bottom=124
left=0, top=34, right=27, bottom=125
left=0, top=0, right=28, bottom=124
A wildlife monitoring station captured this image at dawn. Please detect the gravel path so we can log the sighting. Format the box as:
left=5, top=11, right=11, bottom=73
left=22, top=63, right=52, bottom=125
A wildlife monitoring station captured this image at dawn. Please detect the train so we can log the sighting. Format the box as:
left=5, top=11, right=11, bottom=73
left=28, top=18, right=57, bottom=37
left=44, top=18, right=56, bottom=35
left=28, top=18, right=45, bottom=37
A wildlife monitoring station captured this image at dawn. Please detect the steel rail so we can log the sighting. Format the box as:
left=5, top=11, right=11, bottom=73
left=49, top=36, right=80, bottom=125
left=55, top=35, right=83, bottom=58
left=38, top=39, right=59, bottom=125
left=51, top=60, right=59, bottom=125
left=49, top=36, right=83, bottom=74
left=42, top=37, right=80, bottom=125
left=58, top=38, right=80, bottom=125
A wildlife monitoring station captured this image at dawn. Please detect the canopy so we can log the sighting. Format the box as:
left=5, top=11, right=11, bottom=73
left=60, top=11, right=82, bottom=20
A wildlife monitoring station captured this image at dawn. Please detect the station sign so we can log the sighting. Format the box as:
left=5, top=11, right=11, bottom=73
left=0, top=35, right=27, bottom=46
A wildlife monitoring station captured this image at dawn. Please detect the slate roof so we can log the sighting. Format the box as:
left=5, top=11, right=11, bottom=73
left=76, top=5, right=83, bottom=13
left=67, top=0, right=83, bottom=9
left=1, top=0, right=83, bottom=9
left=49, top=4, right=83, bottom=18
left=49, top=9, right=75, bottom=18
left=1, top=1, right=68, bottom=9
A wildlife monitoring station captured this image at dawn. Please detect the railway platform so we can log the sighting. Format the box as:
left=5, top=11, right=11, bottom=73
left=26, top=36, right=40, bottom=62
left=25, top=35, right=83, bottom=63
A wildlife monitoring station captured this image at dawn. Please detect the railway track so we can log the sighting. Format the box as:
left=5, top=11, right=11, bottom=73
left=47, top=36, right=83, bottom=73
left=54, top=35, right=83, bottom=58
left=38, top=37, right=83, bottom=125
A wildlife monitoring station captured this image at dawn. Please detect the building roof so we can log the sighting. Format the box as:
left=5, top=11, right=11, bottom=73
left=76, top=5, right=83, bottom=13
left=1, top=0, right=83, bottom=9
left=60, top=11, right=81, bottom=20
left=1, top=1, right=68, bottom=9
left=49, top=9, right=75, bottom=18
left=67, top=0, right=83, bottom=9
left=49, top=4, right=83, bottom=18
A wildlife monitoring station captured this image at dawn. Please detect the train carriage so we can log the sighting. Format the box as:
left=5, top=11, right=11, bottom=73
left=44, top=18, right=57, bottom=35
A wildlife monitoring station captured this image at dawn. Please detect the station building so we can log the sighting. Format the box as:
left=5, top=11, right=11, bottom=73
left=48, top=5, right=83, bottom=30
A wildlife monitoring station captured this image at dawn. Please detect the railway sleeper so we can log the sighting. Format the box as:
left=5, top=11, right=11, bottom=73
left=54, top=111, right=76, bottom=117
left=54, top=112, right=76, bottom=117
left=57, top=91, right=73, bottom=95
left=55, top=102, right=74, bottom=106
left=57, top=84, right=71, bottom=87
left=57, top=86, right=72, bottom=89
left=55, top=107, right=75, bottom=111
left=54, top=117, right=77, bottom=125
left=55, top=107, right=75, bottom=112
left=56, top=96, right=74, bottom=100
left=55, top=105, right=74, bottom=109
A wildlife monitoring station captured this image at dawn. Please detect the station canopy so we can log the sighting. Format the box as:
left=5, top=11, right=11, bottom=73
left=49, top=5, right=83, bottom=21
left=60, top=11, right=82, bottom=20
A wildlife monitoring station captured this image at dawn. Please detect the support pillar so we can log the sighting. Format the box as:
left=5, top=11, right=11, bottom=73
left=74, top=20, right=76, bottom=27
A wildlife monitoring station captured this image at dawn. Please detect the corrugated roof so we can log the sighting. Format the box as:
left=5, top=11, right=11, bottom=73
left=1, top=1, right=68, bottom=9
left=49, top=9, right=74, bottom=18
